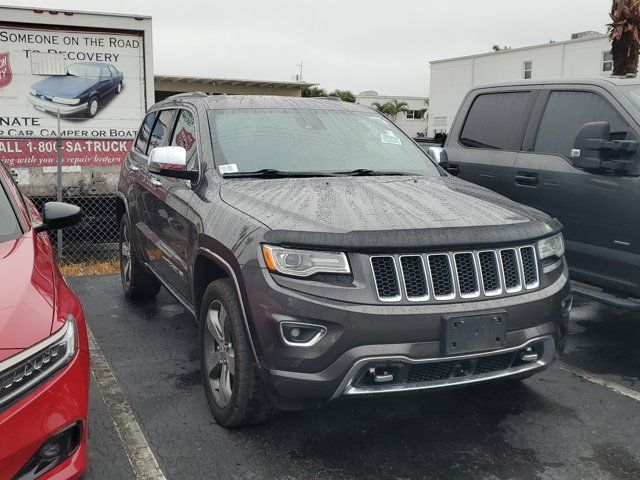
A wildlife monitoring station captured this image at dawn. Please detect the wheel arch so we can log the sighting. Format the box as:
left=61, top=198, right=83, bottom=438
left=194, top=248, right=261, bottom=365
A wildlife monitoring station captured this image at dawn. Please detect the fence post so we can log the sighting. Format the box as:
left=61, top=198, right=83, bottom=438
left=56, top=109, right=63, bottom=256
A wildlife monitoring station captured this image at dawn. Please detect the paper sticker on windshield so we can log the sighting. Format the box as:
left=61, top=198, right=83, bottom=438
left=219, top=163, right=239, bottom=174
left=381, top=133, right=402, bottom=145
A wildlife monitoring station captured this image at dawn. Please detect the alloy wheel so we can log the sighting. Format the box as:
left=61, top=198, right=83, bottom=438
left=120, top=223, right=132, bottom=287
left=203, top=300, right=235, bottom=407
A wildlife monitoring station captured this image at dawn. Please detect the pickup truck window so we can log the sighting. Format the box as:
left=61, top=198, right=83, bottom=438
left=534, top=91, right=630, bottom=158
left=460, top=92, right=530, bottom=150
left=208, top=109, right=440, bottom=176
left=171, top=109, right=199, bottom=171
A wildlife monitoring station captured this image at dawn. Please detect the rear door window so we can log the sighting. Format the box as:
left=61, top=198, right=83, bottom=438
left=0, top=182, right=21, bottom=243
left=460, top=92, right=532, bottom=150
left=148, top=109, right=177, bottom=154
left=135, top=112, right=157, bottom=155
left=534, top=90, right=631, bottom=157
left=171, top=109, right=199, bottom=171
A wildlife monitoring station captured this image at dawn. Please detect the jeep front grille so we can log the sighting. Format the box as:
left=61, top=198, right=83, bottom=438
left=370, top=245, right=539, bottom=303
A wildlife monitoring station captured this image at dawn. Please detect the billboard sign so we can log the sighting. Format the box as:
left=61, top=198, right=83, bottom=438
left=0, top=25, right=145, bottom=169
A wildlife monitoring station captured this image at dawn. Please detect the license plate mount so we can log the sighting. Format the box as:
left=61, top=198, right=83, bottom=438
left=441, top=311, right=507, bottom=356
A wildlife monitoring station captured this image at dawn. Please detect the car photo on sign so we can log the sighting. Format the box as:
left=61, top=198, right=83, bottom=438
left=27, top=61, right=124, bottom=119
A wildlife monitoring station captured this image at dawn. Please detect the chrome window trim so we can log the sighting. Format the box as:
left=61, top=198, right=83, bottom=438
left=370, top=256, right=402, bottom=302
left=427, top=253, right=456, bottom=301
left=332, top=336, right=555, bottom=399
left=520, top=246, right=540, bottom=290
left=453, top=251, right=480, bottom=299
left=499, top=248, right=523, bottom=293
left=477, top=250, right=503, bottom=297
left=279, top=321, right=327, bottom=347
left=398, top=255, right=430, bottom=302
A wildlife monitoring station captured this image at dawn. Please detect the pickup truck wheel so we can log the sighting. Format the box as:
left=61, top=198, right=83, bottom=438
left=200, top=279, right=273, bottom=427
left=119, top=214, right=161, bottom=299
left=86, top=96, right=99, bottom=118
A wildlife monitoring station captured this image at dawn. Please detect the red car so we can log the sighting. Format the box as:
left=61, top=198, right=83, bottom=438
left=0, top=163, right=89, bottom=480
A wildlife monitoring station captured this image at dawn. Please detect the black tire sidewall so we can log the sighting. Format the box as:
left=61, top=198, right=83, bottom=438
left=200, top=279, right=257, bottom=426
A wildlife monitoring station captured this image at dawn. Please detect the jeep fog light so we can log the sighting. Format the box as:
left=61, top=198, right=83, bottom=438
left=280, top=322, right=327, bottom=347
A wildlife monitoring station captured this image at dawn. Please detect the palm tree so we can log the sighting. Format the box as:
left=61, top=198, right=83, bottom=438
left=609, top=0, right=640, bottom=75
left=384, top=100, right=409, bottom=121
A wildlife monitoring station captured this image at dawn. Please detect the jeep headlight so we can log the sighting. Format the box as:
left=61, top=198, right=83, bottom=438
left=52, top=96, right=80, bottom=105
left=262, top=245, right=350, bottom=277
left=537, top=233, right=565, bottom=260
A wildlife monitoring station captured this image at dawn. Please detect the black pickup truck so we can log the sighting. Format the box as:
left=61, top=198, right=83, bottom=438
left=438, top=77, right=640, bottom=309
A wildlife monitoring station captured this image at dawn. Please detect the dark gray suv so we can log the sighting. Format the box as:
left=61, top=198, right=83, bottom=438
left=117, top=95, right=572, bottom=427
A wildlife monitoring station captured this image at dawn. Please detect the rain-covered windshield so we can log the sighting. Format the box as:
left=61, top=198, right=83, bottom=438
left=208, top=108, right=440, bottom=176
left=67, top=63, right=101, bottom=79
left=619, top=84, right=640, bottom=111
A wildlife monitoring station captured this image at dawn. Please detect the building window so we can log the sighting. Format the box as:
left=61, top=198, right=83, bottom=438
left=433, top=116, right=448, bottom=133
left=523, top=60, right=533, bottom=79
left=602, top=51, right=613, bottom=72
left=406, top=110, right=424, bottom=120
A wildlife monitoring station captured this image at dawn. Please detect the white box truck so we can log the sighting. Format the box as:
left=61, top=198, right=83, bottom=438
left=0, top=6, right=153, bottom=255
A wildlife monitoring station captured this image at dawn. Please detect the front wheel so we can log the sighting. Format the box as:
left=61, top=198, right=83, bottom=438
left=86, top=96, right=99, bottom=118
left=119, top=214, right=161, bottom=300
left=200, top=279, right=273, bottom=427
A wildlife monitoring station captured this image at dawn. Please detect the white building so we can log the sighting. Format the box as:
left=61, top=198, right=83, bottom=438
left=355, top=91, right=428, bottom=137
left=429, top=32, right=615, bottom=134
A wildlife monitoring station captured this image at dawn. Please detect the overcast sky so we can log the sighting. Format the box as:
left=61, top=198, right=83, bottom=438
left=2, top=0, right=613, bottom=96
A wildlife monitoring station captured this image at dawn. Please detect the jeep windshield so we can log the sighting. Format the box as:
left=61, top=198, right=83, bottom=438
left=208, top=108, right=441, bottom=177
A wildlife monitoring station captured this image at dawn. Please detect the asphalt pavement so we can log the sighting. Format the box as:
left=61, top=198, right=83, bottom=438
left=68, top=275, right=640, bottom=480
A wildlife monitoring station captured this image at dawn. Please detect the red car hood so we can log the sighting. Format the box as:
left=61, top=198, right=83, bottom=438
left=0, top=233, right=56, bottom=355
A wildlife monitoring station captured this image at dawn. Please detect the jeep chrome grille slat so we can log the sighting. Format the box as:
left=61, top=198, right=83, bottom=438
left=369, top=246, right=539, bottom=303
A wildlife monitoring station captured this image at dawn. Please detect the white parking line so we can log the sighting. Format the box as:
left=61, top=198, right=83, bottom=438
left=556, top=361, right=640, bottom=403
left=88, top=329, right=168, bottom=480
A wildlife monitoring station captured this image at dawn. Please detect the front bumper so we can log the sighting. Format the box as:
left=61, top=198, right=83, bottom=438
left=28, top=94, right=87, bottom=116
left=242, top=262, right=571, bottom=404
left=0, top=347, right=89, bottom=480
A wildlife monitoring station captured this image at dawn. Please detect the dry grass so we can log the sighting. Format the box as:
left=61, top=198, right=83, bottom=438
left=59, top=260, right=120, bottom=277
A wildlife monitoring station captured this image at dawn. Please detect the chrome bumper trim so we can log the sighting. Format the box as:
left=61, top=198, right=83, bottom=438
left=332, top=336, right=555, bottom=399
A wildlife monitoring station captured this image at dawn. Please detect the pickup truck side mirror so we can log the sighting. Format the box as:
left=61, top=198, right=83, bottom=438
left=572, top=121, right=639, bottom=173
left=427, top=146, right=449, bottom=169
left=148, top=146, right=199, bottom=181
left=34, top=202, right=82, bottom=232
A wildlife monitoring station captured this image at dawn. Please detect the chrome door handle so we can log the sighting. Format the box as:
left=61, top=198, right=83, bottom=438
left=130, top=165, right=140, bottom=171
left=151, top=178, right=163, bottom=187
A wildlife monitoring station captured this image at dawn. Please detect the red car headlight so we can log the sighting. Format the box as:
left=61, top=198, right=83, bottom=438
left=0, top=315, right=78, bottom=409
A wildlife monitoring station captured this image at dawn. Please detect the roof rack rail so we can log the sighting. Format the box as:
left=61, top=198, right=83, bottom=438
left=164, top=92, right=208, bottom=100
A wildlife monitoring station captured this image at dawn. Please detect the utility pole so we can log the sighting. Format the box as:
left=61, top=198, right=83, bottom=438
left=296, top=59, right=303, bottom=83
left=56, top=108, right=63, bottom=256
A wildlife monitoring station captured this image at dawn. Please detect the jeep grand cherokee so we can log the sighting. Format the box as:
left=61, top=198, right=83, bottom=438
left=116, top=95, right=572, bottom=427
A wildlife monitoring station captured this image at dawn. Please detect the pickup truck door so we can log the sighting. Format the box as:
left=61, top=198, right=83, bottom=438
left=445, top=89, right=538, bottom=200
left=513, top=86, right=640, bottom=296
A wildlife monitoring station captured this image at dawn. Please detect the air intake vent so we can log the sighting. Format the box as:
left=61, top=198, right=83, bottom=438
left=370, top=256, right=401, bottom=301
left=500, top=249, right=522, bottom=293
left=520, top=246, right=539, bottom=289
left=478, top=251, right=502, bottom=295
left=454, top=253, right=479, bottom=298
left=428, top=254, right=455, bottom=300
left=400, top=256, right=429, bottom=301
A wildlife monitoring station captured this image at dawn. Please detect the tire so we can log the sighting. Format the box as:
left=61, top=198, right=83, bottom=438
left=86, top=96, right=99, bottom=118
left=119, top=213, right=161, bottom=300
left=200, top=279, right=273, bottom=427
left=116, top=83, right=122, bottom=94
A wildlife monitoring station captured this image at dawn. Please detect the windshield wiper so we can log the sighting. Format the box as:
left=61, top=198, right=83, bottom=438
left=333, top=169, right=416, bottom=177
left=222, top=169, right=337, bottom=178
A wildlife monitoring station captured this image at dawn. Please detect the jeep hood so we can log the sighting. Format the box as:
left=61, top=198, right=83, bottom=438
left=219, top=176, right=560, bottom=251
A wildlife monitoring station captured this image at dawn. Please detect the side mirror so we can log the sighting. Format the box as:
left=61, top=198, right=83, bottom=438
left=148, top=146, right=198, bottom=181
left=34, top=202, right=82, bottom=232
left=572, top=121, right=638, bottom=173
left=427, top=146, right=449, bottom=169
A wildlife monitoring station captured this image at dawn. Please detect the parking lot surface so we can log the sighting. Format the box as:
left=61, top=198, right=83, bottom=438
left=69, top=275, right=640, bottom=480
